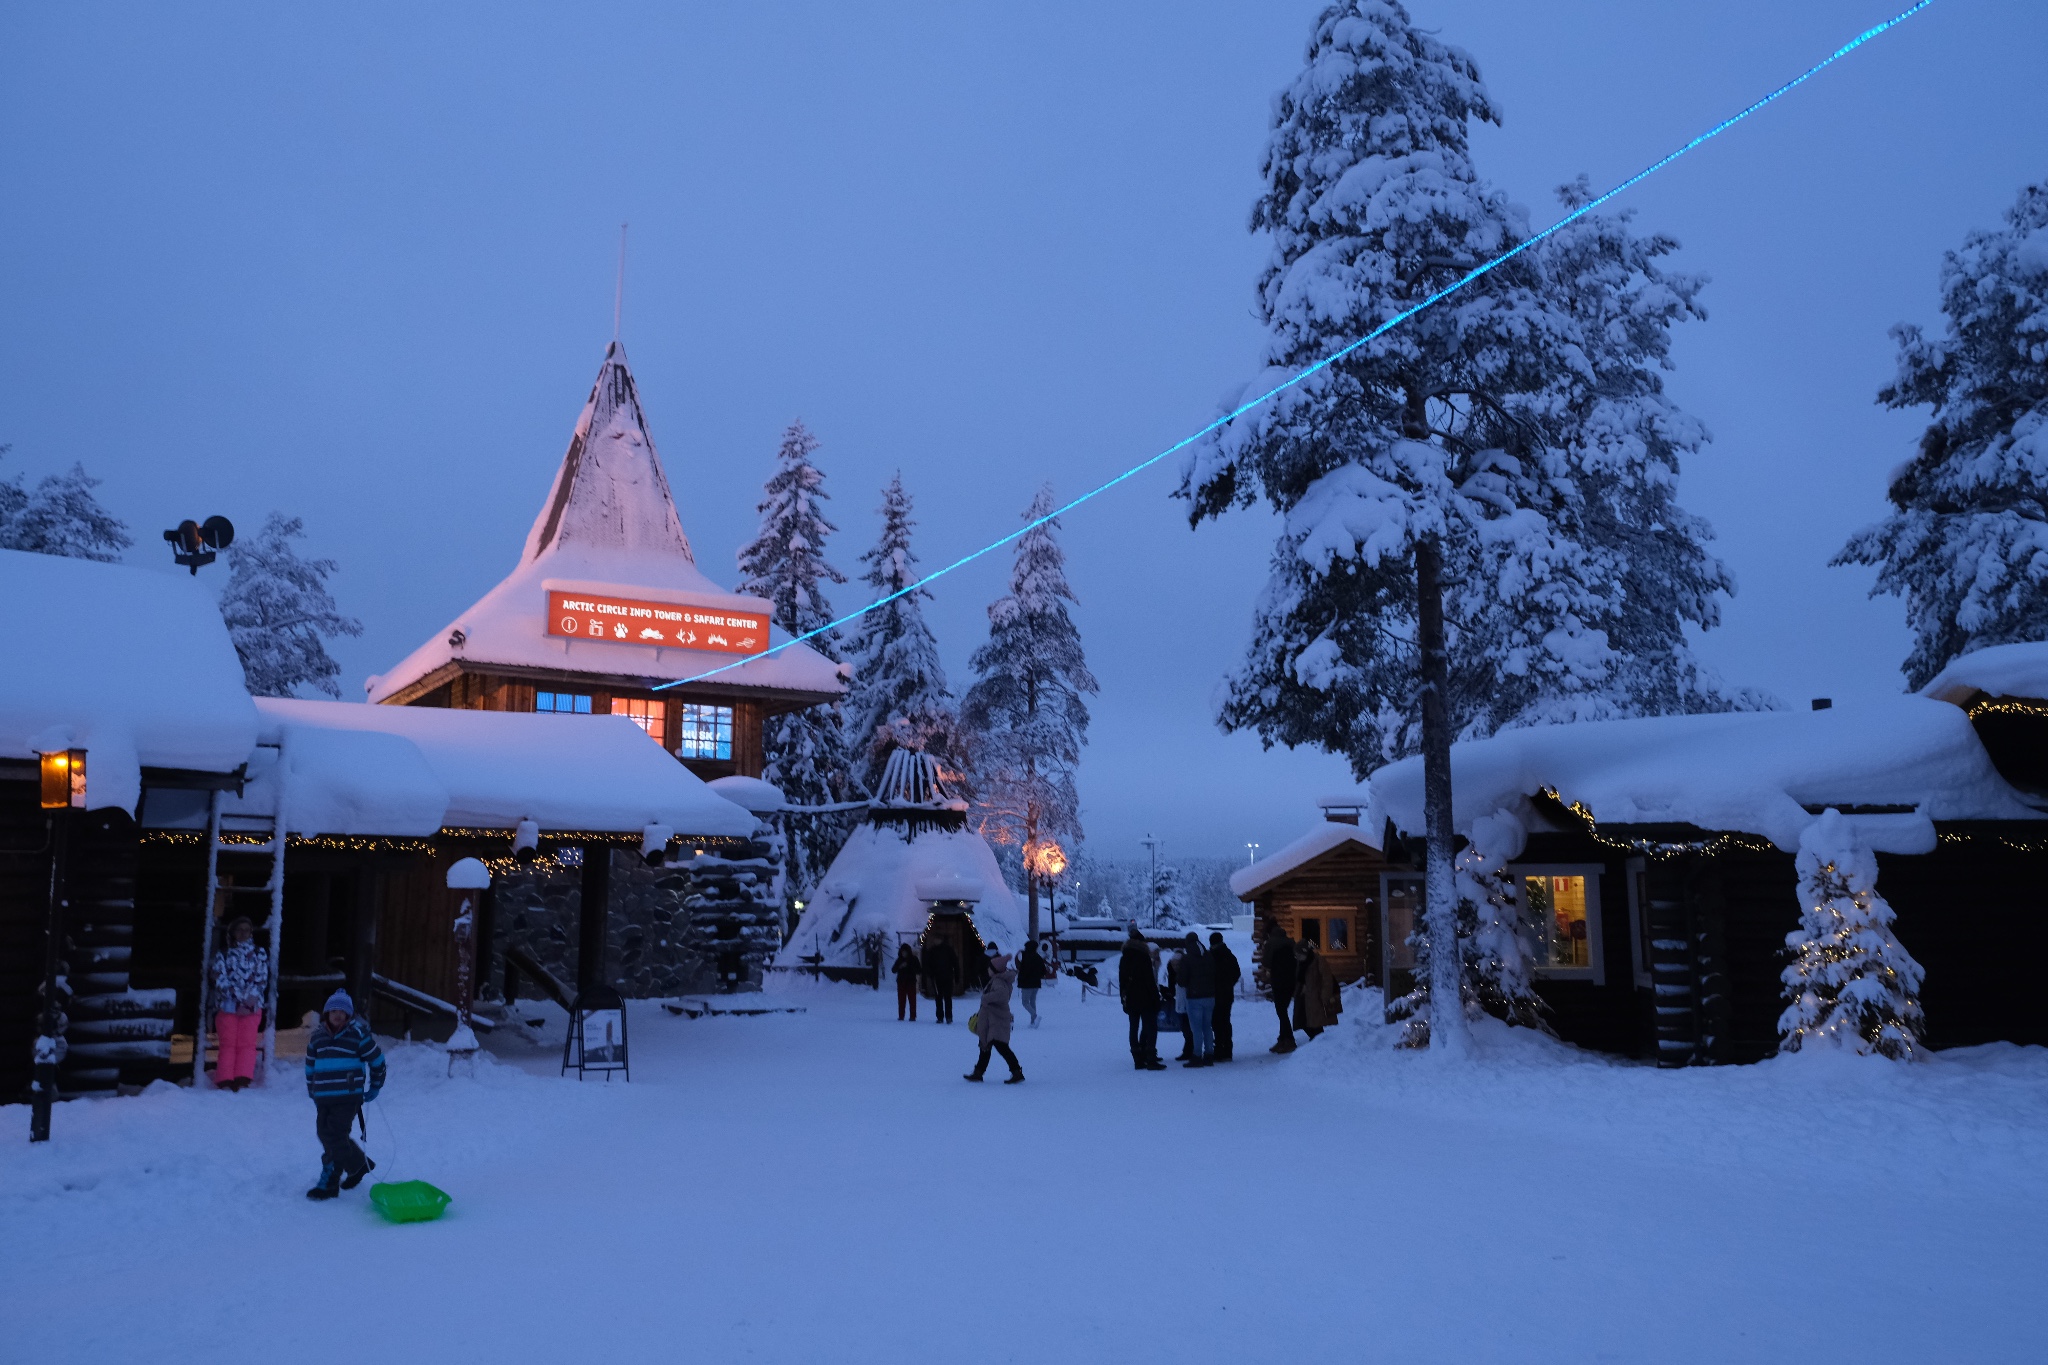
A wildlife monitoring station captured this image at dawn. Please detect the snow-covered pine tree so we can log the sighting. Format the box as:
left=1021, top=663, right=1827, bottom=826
left=961, top=486, right=1099, bottom=934
left=736, top=420, right=857, bottom=903
left=1779, top=809, right=1925, bottom=1059
left=1179, top=0, right=1593, bottom=1054
left=843, top=474, right=960, bottom=793
left=217, top=512, right=363, bottom=698
left=0, top=448, right=132, bottom=562
left=1500, top=178, right=1767, bottom=726
left=1835, top=180, right=2048, bottom=688
left=1148, top=862, right=1196, bottom=929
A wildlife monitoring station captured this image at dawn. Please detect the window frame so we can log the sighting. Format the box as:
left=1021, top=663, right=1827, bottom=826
left=609, top=696, right=668, bottom=744
left=534, top=691, right=593, bottom=715
left=1511, top=863, right=1607, bottom=985
left=1625, top=857, right=1652, bottom=989
left=676, top=702, right=735, bottom=762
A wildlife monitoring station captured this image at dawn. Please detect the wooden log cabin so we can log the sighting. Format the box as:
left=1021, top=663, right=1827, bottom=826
left=1, top=548, right=756, bottom=1117
left=1230, top=798, right=1415, bottom=994
left=1342, top=689, right=2048, bottom=1064
left=366, top=341, right=844, bottom=781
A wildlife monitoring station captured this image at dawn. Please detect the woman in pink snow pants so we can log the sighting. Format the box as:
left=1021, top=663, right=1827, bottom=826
left=211, top=916, right=269, bottom=1090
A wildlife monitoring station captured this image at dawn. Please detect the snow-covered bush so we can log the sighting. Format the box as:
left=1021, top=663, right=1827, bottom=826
left=1388, top=812, right=1546, bottom=1047
left=1779, top=810, right=1925, bottom=1060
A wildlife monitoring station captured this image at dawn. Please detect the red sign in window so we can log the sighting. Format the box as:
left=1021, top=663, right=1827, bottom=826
left=545, top=591, right=769, bottom=655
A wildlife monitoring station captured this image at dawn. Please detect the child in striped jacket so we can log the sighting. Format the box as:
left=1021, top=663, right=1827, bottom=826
left=303, top=990, right=385, bottom=1201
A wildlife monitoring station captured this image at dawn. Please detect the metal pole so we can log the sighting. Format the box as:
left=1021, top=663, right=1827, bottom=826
left=255, top=780, right=287, bottom=1085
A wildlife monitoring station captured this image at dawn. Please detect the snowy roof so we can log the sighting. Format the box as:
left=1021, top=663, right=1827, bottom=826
left=1365, top=697, right=2043, bottom=855
left=705, top=774, right=785, bottom=814
left=773, top=824, right=1025, bottom=969
left=1230, top=821, right=1382, bottom=900
left=367, top=343, right=844, bottom=704
left=0, top=549, right=260, bottom=812
left=1921, top=642, right=2048, bottom=705
left=245, top=698, right=757, bottom=838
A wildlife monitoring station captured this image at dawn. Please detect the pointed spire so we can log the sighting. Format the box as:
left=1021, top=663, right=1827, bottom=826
left=523, top=342, right=693, bottom=566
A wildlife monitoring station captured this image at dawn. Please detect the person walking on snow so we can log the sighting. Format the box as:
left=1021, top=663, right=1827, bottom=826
left=210, top=916, right=267, bottom=1091
left=1208, top=931, right=1241, bottom=1062
left=1264, top=922, right=1299, bottom=1054
left=922, top=935, right=958, bottom=1025
left=1016, top=942, right=1048, bottom=1027
left=1118, top=925, right=1164, bottom=1070
left=964, top=946, right=1024, bottom=1083
left=1180, top=932, right=1217, bottom=1068
left=892, top=943, right=921, bottom=1022
left=304, top=990, right=385, bottom=1201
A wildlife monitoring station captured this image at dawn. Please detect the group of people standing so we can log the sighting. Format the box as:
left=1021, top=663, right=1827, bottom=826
left=893, top=937, right=1050, bottom=1029
left=1115, top=921, right=1340, bottom=1067
left=1115, top=927, right=1243, bottom=1069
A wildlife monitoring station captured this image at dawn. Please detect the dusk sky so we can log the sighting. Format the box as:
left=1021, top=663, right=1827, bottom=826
left=3, top=0, right=2043, bottom=867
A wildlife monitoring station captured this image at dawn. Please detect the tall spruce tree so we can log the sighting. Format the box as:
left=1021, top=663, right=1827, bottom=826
left=1836, top=180, right=2048, bottom=688
left=961, top=486, right=1098, bottom=937
left=736, top=420, right=857, bottom=902
left=1179, top=1, right=1594, bottom=1054
left=218, top=512, right=363, bottom=697
left=0, top=448, right=132, bottom=563
left=843, top=474, right=960, bottom=793
left=1501, top=179, right=1766, bottom=726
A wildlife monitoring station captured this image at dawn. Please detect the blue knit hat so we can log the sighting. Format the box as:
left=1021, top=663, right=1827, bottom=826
left=322, top=990, right=354, bottom=1016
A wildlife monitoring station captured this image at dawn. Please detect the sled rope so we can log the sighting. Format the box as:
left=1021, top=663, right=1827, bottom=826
left=657, top=0, right=1940, bottom=690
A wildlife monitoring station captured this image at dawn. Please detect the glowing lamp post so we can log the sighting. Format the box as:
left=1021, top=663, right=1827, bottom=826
left=1025, top=840, right=1067, bottom=950
left=31, top=748, right=85, bottom=1142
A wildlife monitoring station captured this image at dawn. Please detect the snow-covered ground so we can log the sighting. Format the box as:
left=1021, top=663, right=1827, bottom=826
left=5, top=981, right=2046, bottom=1363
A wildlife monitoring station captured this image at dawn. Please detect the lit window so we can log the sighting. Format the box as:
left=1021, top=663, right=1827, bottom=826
left=611, top=697, right=667, bottom=743
left=1518, top=869, right=1604, bottom=980
left=535, top=692, right=592, bottom=715
left=677, top=704, right=734, bottom=761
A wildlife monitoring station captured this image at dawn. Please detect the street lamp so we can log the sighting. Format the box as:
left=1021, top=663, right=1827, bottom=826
left=1246, top=842, right=1260, bottom=868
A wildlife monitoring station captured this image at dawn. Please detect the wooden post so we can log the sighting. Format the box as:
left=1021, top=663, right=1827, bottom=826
left=578, top=843, right=610, bottom=999
left=30, top=807, right=70, bottom=1143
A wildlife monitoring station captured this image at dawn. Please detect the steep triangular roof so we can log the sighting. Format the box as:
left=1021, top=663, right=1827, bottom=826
left=523, top=341, right=693, bottom=566
left=368, top=343, right=844, bottom=704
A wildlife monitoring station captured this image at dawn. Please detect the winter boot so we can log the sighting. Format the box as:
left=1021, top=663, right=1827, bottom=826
left=306, top=1164, right=339, bottom=1201
left=1003, top=1070, right=1025, bottom=1084
left=340, top=1158, right=376, bottom=1191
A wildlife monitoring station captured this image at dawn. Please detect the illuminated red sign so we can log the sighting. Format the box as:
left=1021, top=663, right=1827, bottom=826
left=545, top=590, right=769, bottom=655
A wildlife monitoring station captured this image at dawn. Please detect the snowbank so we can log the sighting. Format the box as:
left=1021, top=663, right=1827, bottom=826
left=0, top=549, right=259, bottom=812
left=775, top=824, right=1025, bottom=967
left=251, top=698, right=756, bottom=837
left=1366, top=697, right=2041, bottom=851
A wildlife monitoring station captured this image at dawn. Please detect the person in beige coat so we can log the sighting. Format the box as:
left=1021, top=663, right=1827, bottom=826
left=964, top=946, right=1024, bottom=1084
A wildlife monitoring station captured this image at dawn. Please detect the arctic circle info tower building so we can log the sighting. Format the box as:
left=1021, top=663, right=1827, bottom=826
left=367, top=342, right=844, bottom=775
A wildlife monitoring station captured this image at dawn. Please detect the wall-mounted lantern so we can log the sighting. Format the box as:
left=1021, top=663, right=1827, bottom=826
left=39, top=748, right=85, bottom=809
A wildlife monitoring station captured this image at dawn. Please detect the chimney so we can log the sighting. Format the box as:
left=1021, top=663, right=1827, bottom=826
left=1317, top=798, right=1364, bottom=826
left=1812, top=698, right=1833, bottom=711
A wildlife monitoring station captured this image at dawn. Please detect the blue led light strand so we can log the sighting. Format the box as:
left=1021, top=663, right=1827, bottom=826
left=658, top=0, right=1938, bottom=691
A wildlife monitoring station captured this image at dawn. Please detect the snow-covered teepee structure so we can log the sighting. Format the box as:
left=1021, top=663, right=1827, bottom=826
left=774, top=747, right=1023, bottom=975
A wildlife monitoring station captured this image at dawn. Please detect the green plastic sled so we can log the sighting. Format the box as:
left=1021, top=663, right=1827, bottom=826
left=369, top=1180, right=452, bottom=1224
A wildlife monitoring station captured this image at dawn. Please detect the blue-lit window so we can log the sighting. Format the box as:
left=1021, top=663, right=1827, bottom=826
left=677, top=704, right=733, bottom=760
left=535, top=692, right=592, bottom=715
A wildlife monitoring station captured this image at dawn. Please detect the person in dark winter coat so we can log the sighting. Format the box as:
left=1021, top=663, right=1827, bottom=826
left=209, top=916, right=268, bottom=1091
left=303, top=990, right=385, bottom=1201
left=892, top=943, right=921, bottom=1021
left=1016, top=943, right=1048, bottom=1027
left=1180, top=933, right=1218, bottom=1067
left=1117, top=925, right=1164, bottom=1070
left=1293, top=940, right=1341, bottom=1038
left=921, top=937, right=959, bottom=1024
left=1208, top=931, right=1241, bottom=1062
left=965, top=948, right=1024, bottom=1083
left=1264, top=923, right=1299, bottom=1053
